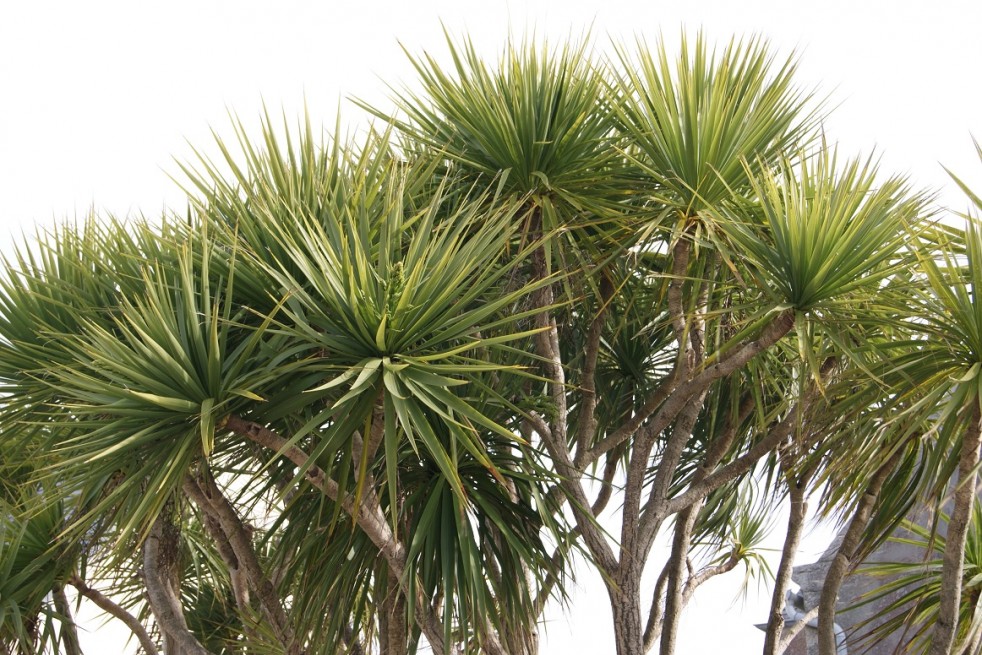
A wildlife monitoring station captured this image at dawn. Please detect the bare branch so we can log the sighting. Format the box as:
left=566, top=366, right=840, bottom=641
left=69, top=576, right=160, bottom=655
left=574, top=276, right=614, bottom=459
left=680, top=553, right=740, bottom=608
left=666, top=236, right=694, bottom=372
left=654, top=401, right=706, bottom=655
left=642, top=563, right=671, bottom=653
left=51, top=584, right=82, bottom=655
left=183, top=478, right=256, bottom=640
left=777, top=606, right=819, bottom=653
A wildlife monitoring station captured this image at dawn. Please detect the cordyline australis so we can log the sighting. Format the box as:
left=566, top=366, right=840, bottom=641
left=2, top=28, right=980, bottom=655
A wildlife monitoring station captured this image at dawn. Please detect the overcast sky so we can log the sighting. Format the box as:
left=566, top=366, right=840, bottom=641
left=2, top=1, right=981, bottom=653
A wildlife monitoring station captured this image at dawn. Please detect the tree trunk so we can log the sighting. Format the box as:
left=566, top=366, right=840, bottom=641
left=143, top=502, right=213, bottom=655
left=381, top=570, right=408, bottom=655
left=52, top=583, right=83, bottom=655
left=763, top=478, right=808, bottom=655
left=609, top=568, right=644, bottom=655
left=659, top=506, right=698, bottom=655
left=931, top=404, right=982, bottom=655
left=818, top=454, right=898, bottom=655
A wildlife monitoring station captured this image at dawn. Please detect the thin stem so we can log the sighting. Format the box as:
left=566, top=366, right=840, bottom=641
left=69, top=576, right=160, bottom=655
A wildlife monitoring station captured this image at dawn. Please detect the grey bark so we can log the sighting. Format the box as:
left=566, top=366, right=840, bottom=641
left=642, top=564, right=671, bottom=653
left=609, top=566, right=644, bottom=655
left=187, top=471, right=300, bottom=654
left=656, top=394, right=709, bottom=655
left=763, top=478, right=808, bottom=655
left=930, top=403, right=982, bottom=655
left=380, top=571, right=408, bottom=655
left=52, top=583, right=83, bottom=655
left=142, top=506, right=214, bottom=655
left=69, top=575, right=160, bottom=655
left=818, top=455, right=899, bottom=655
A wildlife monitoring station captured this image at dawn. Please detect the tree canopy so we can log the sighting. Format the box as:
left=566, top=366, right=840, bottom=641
left=1, top=31, right=981, bottom=655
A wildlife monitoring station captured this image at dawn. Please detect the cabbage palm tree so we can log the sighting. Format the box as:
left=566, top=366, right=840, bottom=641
left=864, top=158, right=982, bottom=655
left=368, top=30, right=935, bottom=655
left=0, top=30, right=953, bottom=655
left=0, top=112, right=571, bottom=654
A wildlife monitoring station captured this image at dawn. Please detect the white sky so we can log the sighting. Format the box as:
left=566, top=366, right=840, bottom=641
left=2, top=1, right=981, bottom=653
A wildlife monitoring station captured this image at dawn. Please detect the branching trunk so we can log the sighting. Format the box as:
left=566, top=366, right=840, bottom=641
left=69, top=575, right=160, bottom=655
left=931, top=403, right=982, bottom=655
left=527, top=233, right=618, bottom=577
left=657, top=356, right=837, bottom=527
left=143, top=505, right=213, bottom=655
left=186, top=470, right=300, bottom=654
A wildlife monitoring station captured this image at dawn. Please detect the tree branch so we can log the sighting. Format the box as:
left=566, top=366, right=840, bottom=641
left=930, top=402, right=982, bottom=655
left=580, top=309, right=794, bottom=471
left=763, top=471, right=809, bottom=655
left=523, top=263, right=619, bottom=575
left=224, top=415, right=460, bottom=655
left=657, top=355, right=834, bottom=524
left=52, top=583, right=83, bottom=655
left=574, top=276, right=614, bottom=460
left=642, top=562, right=671, bottom=653
left=777, top=606, right=819, bottom=653
left=183, top=477, right=257, bottom=642
left=653, top=399, right=706, bottom=655
left=186, top=470, right=300, bottom=654
left=69, top=576, right=160, bottom=655
left=680, top=553, right=740, bottom=608
left=818, top=451, right=902, bottom=655
left=576, top=370, right=678, bottom=470
left=143, top=508, right=213, bottom=655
